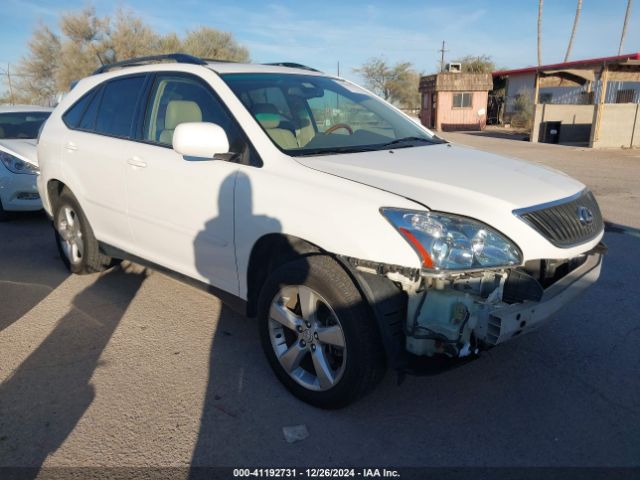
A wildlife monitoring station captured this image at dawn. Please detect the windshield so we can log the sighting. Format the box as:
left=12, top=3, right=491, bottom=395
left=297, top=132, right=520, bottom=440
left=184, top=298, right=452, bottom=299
left=221, top=73, right=443, bottom=156
left=0, top=111, right=51, bottom=139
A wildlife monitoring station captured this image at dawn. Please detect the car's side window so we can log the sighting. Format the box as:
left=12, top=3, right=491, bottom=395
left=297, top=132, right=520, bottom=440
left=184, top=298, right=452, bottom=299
left=78, top=86, right=103, bottom=131
left=62, top=89, right=96, bottom=129
left=143, top=74, right=241, bottom=150
left=94, top=76, right=146, bottom=138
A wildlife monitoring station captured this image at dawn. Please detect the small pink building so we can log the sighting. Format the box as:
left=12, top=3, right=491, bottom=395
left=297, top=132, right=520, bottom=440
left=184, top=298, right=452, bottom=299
left=419, top=72, right=493, bottom=131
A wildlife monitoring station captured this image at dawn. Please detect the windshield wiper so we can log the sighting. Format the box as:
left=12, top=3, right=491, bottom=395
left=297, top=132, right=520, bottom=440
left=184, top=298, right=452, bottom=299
left=294, top=146, right=379, bottom=157
left=380, top=136, right=446, bottom=148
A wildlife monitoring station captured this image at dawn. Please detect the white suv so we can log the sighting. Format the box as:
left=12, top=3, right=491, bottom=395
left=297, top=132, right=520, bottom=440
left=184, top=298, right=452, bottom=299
left=37, top=54, right=605, bottom=408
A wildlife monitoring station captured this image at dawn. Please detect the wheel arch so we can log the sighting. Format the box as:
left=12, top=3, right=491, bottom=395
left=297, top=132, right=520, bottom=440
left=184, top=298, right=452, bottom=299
left=46, top=178, right=68, bottom=212
left=246, top=233, right=323, bottom=318
left=245, top=233, right=408, bottom=369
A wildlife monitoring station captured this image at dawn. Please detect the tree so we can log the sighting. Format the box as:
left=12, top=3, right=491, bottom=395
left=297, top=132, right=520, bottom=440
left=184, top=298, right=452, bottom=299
left=618, top=0, right=634, bottom=54
left=537, top=0, right=544, bottom=66
left=181, top=27, right=250, bottom=61
left=157, top=33, right=182, bottom=55
left=564, top=0, right=582, bottom=61
left=55, top=6, right=110, bottom=92
left=107, top=8, right=163, bottom=61
left=354, top=57, right=420, bottom=108
left=451, top=54, right=496, bottom=73
left=512, top=88, right=534, bottom=130
left=12, top=25, right=61, bottom=105
left=13, top=7, right=250, bottom=104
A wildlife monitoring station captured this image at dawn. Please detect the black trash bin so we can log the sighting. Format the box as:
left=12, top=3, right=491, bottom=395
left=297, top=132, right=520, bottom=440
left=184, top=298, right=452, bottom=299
left=539, top=121, right=561, bottom=144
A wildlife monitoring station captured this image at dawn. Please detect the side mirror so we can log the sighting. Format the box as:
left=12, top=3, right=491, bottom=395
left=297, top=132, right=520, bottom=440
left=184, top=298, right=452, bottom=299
left=172, top=122, right=230, bottom=159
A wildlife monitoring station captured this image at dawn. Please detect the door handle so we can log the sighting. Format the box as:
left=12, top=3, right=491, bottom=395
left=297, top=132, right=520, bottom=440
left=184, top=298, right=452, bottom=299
left=65, top=141, right=78, bottom=152
left=127, top=157, right=147, bottom=168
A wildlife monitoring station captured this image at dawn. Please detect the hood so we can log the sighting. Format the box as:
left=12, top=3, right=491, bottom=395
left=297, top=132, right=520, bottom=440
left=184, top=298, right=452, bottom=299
left=0, top=139, right=39, bottom=167
left=295, top=143, right=584, bottom=216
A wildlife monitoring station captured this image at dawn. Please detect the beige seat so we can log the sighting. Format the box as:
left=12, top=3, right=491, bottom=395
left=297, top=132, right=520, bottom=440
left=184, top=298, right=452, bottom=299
left=159, top=100, right=203, bottom=145
left=252, top=103, right=299, bottom=149
left=290, top=98, right=316, bottom=147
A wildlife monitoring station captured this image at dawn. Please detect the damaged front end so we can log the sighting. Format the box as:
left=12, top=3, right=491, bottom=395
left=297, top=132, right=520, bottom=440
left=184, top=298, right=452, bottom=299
left=404, top=242, right=606, bottom=358
left=342, top=241, right=605, bottom=370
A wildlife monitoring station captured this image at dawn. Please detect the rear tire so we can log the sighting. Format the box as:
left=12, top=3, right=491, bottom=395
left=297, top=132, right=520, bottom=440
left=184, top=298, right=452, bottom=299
left=53, top=189, right=112, bottom=274
left=258, top=255, right=386, bottom=408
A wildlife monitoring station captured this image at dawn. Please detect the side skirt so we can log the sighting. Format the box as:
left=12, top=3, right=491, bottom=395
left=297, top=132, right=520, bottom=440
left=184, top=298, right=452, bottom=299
left=99, top=242, right=248, bottom=316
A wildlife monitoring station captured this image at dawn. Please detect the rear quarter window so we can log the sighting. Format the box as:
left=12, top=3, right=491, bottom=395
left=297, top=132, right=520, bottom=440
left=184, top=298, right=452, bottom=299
left=62, top=89, right=96, bottom=129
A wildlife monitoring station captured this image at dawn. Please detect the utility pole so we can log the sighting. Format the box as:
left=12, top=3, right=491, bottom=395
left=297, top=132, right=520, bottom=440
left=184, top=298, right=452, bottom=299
left=337, top=60, right=340, bottom=77
left=439, top=40, right=449, bottom=72
left=0, top=63, right=15, bottom=105
left=7, top=63, right=14, bottom=105
left=618, top=0, right=633, bottom=55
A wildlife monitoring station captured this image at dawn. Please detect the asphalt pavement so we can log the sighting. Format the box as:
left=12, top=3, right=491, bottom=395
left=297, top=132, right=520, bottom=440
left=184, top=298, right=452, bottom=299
left=0, top=134, right=638, bottom=472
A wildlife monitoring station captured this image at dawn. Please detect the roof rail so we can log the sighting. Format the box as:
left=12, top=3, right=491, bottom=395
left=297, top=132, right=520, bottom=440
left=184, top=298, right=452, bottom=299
left=263, top=62, right=322, bottom=72
left=201, top=58, right=238, bottom=63
left=93, top=53, right=207, bottom=75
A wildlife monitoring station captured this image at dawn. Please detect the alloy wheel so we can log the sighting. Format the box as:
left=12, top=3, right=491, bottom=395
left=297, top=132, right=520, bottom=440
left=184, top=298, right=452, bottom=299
left=56, top=205, right=84, bottom=265
left=268, top=285, right=347, bottom=391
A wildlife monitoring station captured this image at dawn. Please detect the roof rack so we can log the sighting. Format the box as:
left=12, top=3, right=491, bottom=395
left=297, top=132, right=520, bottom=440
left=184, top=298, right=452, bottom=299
left=93, top=53, right=207, bottom=75
left=263, top=62, right=322, bottom=72
left=201, top=58, right=238, bottom=63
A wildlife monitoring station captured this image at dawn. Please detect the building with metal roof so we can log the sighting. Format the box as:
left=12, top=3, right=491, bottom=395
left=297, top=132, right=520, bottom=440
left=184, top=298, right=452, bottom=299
left=493, top=53, right=640, bottom=148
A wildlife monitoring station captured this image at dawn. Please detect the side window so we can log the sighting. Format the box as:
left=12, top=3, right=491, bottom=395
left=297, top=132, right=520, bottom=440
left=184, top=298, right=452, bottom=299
left=452, top=92, right=472, bottom=108
left=62, top=89, right=96, bottom=128
left=94, top=76, right=146, bottom=138
left=143, top=74, right=242, bottom=152
left=78, top=86, right=103, bottom=130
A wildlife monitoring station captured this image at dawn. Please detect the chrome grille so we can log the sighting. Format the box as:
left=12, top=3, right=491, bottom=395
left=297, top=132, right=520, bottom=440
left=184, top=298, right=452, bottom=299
left=514, top=190, right=603, bottom=247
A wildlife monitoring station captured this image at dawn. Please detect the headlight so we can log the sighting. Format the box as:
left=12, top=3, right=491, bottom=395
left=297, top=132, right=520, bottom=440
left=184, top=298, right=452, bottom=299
left=381, top=208, right=522, bottom=271
left=0, top=151, right=39, bottom=175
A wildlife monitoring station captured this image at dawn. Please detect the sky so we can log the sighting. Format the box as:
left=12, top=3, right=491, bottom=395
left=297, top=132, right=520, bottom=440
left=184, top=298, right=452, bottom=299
left=1, top=0, right=639, bottom=83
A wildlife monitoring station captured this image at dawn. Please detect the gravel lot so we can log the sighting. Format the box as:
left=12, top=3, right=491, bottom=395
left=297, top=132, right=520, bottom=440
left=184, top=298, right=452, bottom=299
left=0, top=134, right=639, bottom=473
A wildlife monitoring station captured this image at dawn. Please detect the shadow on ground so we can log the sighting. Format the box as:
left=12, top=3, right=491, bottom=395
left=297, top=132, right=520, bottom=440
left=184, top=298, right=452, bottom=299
left=0, top=212, right=69, bottom=332
left=457, top=129, right=530, bottom=141
left=0, top=265, right=146, bottom=475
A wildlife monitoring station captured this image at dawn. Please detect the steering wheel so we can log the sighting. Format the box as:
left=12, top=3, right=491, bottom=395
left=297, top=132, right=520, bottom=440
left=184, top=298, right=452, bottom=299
left=325, top=123, right=353, bottom=135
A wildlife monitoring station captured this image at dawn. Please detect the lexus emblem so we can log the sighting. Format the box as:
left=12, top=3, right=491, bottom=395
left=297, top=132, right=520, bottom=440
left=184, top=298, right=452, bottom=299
left=577, top=206, right=594, bottom=226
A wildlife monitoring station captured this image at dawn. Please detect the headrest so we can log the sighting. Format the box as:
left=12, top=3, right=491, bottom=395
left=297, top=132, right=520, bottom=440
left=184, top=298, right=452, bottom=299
left=165, top=100, right=202, bottom=130
left=251, top=103, right=282, bottom=129
left=255, top=113, right=281, bottom=129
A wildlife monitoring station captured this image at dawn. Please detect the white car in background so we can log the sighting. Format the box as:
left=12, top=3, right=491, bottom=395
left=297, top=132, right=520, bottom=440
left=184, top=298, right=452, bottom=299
left=37, top=55, right=605, bottom=408
left=0, top=105, right=52, bottom=220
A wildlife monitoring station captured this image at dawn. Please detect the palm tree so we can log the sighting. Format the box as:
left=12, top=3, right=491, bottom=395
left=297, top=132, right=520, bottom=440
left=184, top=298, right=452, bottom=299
left=618, top=0, right=634, bottom=55
left=564, top=0, right=582, bottom=61
left=537, top=0, right=544, bottom=66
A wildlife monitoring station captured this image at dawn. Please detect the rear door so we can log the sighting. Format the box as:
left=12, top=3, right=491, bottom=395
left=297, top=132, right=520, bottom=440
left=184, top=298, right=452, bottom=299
left=60, top=75, right=148, bottom=250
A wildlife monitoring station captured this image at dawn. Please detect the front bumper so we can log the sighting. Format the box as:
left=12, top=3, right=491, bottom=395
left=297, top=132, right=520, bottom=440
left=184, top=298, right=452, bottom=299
left=0, top=170, right=42, bottom=212
left=477, top=250, right=603, bottom=346
left=406, top=248, right=604, bottom=357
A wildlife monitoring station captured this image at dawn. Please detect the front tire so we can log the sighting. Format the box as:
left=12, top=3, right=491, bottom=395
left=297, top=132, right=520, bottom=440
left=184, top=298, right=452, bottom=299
left=258, top=255, right=386, bottom=408
left=53, top=189, right=111, bottom=274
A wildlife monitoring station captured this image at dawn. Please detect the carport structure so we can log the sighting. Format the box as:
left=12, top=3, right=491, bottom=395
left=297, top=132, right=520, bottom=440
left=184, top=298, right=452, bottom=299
left=494, top=53, right=640, bottom=148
